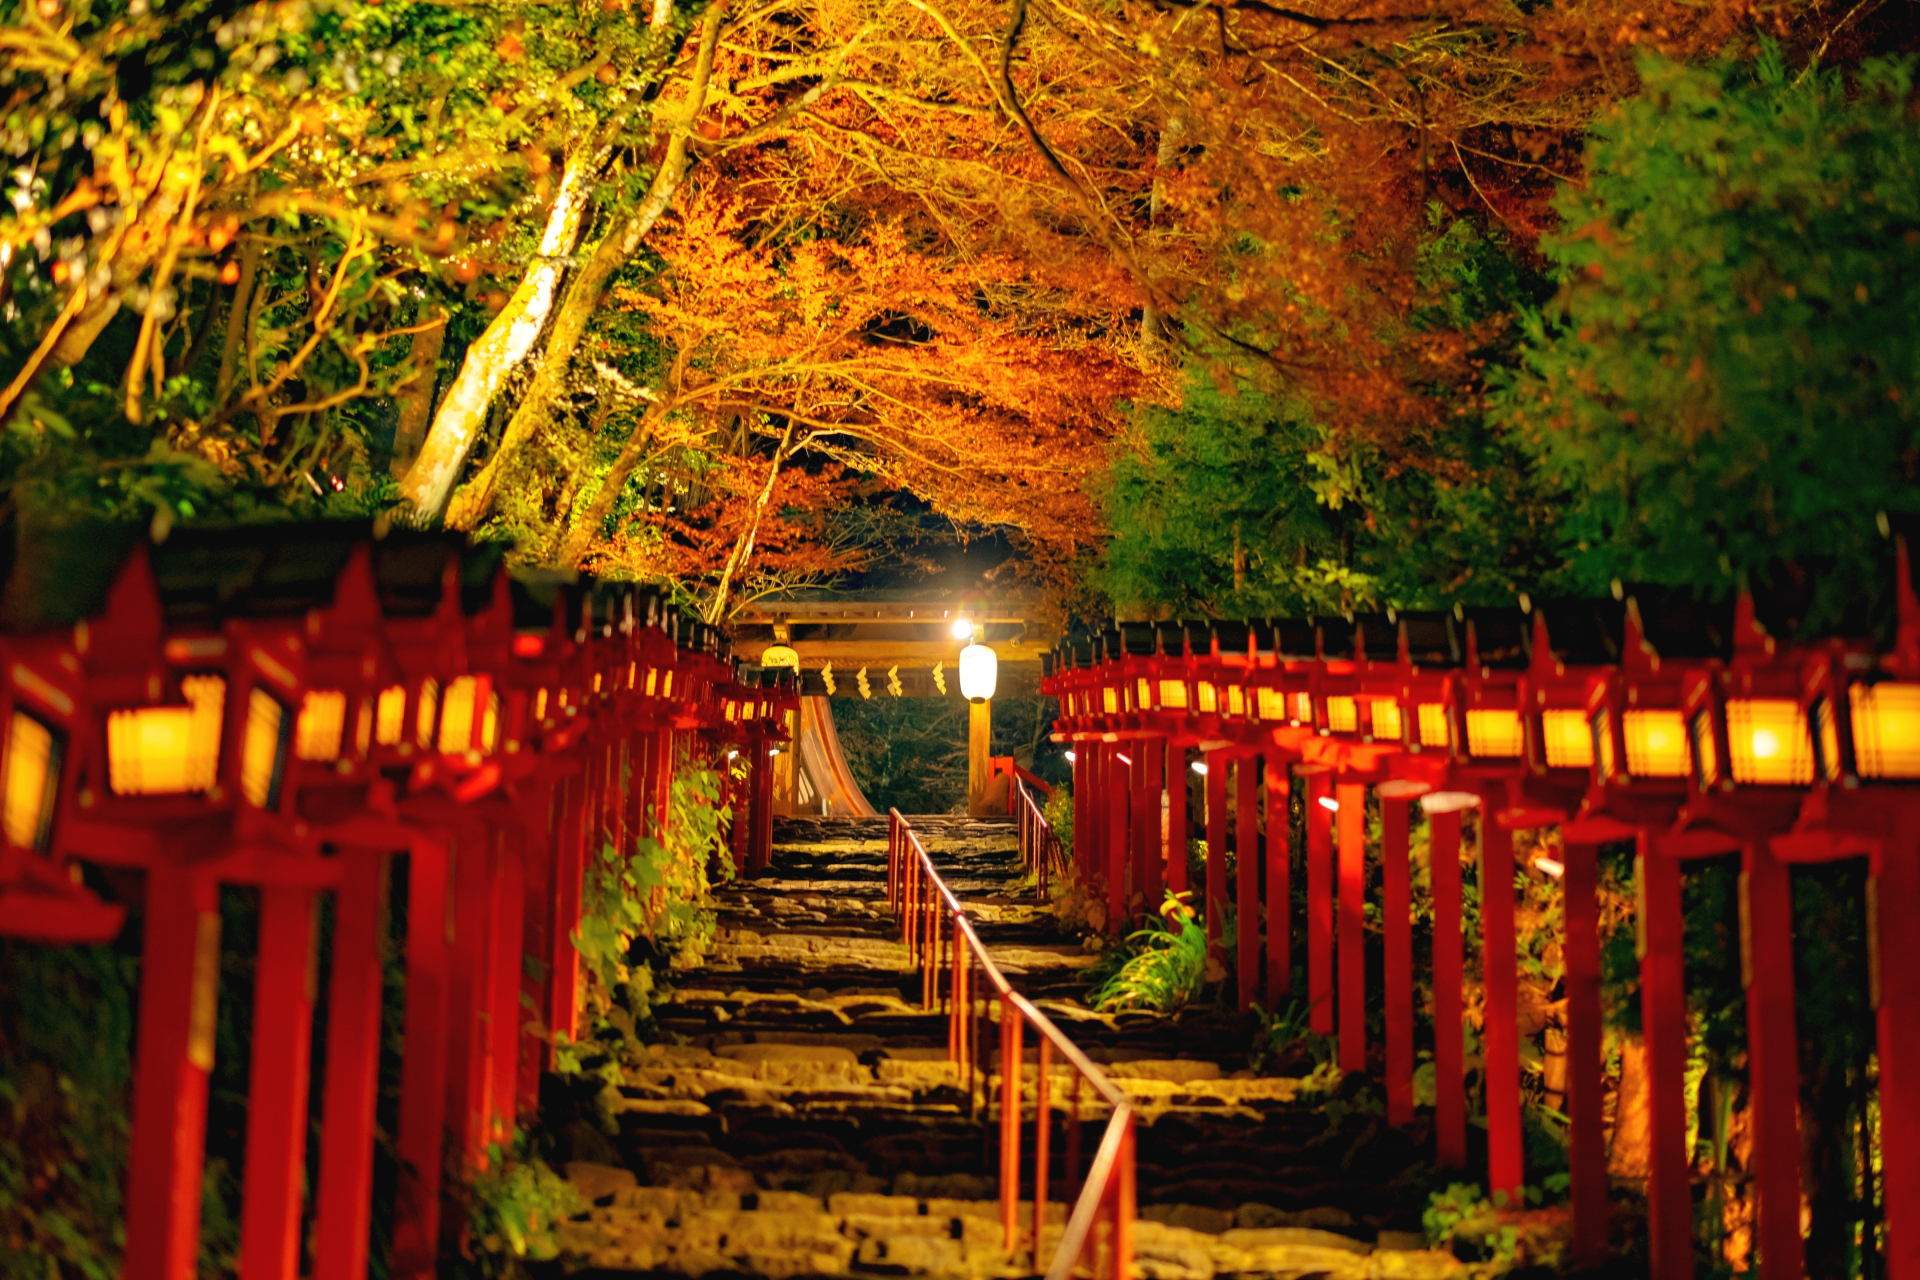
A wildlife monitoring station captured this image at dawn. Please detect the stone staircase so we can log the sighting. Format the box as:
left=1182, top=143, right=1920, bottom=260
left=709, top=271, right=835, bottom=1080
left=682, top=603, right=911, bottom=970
left=550, top=816, right=1463, bottom=1279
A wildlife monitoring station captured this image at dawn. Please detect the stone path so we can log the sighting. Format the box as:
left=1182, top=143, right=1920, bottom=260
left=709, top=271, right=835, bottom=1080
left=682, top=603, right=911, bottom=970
left=552, top=816, right=1463, bottom=1279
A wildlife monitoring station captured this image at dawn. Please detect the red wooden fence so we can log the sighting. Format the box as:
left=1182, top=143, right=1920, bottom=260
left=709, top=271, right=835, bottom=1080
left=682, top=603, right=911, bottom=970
left=1040, top=547, right=1920, bottom=1280
left=0, top=521, right=796, bottom=1280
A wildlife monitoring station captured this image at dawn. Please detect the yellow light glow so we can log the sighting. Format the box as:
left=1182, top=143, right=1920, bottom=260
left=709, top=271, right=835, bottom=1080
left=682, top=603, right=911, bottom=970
left=1814, top=697, right=1841, bottom=781
left=645, top=669, right=659, bottom=697
left=1541, top=709, right=1594, bottom=769
left=416, top=679, right=440, bottom=748
left=1257, top=688, right=1285, bottom=720
left=1197, top=683, right=1218, bottom=713
left=1291, top=692, right=1314, bottom=723
left=1371, top=700, right=1403, bottom=741
left=1137, top=678, right=1152, bottom=709
left=4, top=711, right=57, bottom=850
left=1726, top=698, right=1813, bottom=786
left=1690, top=712, right=1720, bottom=786
left=479, top=694, right=500, bottom=753
left=534, top=688, right=549, bottom=722
left=1227, top=686, right=1246, bottom=717
left=355, top=697, right=374, bottom=757
left=240, top=689, right=288, bottom=808
left=1103, top=687, right=1120, bottom=714
left=107, top=675, right=225, bottom=796
left=1466, top=709, right=1523, bottom=757
left=1325, top=696, right=1357, bottom=733
left=1850, top=682, right=1920, bottom=779
left=628, top=661, right=637, bottom=689
left=1623, top=709, right=1689, bottom=778
left=438, top=677, right=478, bottom=754
left=662, top=672, right=674, bottom=697
left=1418, top=703, right=1451, bottom=748
left=1161, top=680, right=1189, bottom=710
left=295, top=690, right=346, bottom=761
left=593, top=672, right=602, bottom=695
left=375, top=685, right=406, bottom=746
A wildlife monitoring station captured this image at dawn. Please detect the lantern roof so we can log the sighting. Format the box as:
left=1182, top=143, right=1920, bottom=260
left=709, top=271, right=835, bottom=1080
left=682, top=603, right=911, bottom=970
left=1627, top=585, right=1738, bottom=662
left=1316, top=615, right=1356, bottom=662
left=1262, top=618, right=1319, bottom=661
left=1464, top=607, right=1532, bottom=669
left=1398, top=611, right=1462, bottom=667
left=1533, top=598, right=1627, bottom=666
left=1354, top=612, right=1400, bottom=663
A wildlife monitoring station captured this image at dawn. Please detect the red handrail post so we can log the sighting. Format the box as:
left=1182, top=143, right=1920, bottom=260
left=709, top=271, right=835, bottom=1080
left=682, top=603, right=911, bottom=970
left=489, top=837, right=527, bottom=1144
left=1481, top=811, right=1524, bottom=1199
left=447, top=833, right=501, bottom=1169
left=1033, top=1037, right=1053, bottom=1262
left=1206, top=749, right=1228, bottom=947
left=1429, top=806, right=1467, bottom=1168
left=1336, top=781, right=1366, bottom=1069
left=1305, top=770, right=1333, bottom=1037
left=1264, top=762, right=1290, bottom=1000
left=238, top=883, right=319, bottom=1280
left=1107, top=754, right=1128, bottom=934
left=393, top=834, right=454, bottom=1279
left=1166, top=740, right=1188, bottom=897
left=550, top=780, right=586, bottom=1054
left=122, top=864, right=219, bottom=1280
left=1380, top=794, right=1413, bottom=1127
left=1639, top=839, right=1694, bottom=1280
left=1562, top=838, right=1609, bottom=1268
left=1142, top=741, right=1164, bottom=910
left=1000, top=994, right=1023, bottom=1252
left=1237, top=757, right=1261, bottom=1013
left=1113, top=1115, right=1136, bottom=1280
left=313, top=849, right=392, bottom=1280
left=1744, top=839, right=1805, bottom=1280
left=1072, top=747, right=1090, bottom=882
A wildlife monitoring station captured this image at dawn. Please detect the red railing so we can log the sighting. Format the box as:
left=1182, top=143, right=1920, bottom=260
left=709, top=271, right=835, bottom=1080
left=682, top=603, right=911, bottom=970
left=886, top=809, right=1135, bottom=1280
left=1014, top=774, right=1068, bottom=902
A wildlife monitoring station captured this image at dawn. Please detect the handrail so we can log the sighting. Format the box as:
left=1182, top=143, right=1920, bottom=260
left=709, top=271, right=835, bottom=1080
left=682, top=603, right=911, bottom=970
left=1014, top=775, right=1068, bottom=903
left=886, top=809, right=1135, bottom=1280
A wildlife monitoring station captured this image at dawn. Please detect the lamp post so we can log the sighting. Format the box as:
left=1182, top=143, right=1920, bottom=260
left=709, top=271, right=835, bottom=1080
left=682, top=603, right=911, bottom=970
left=961, top=628, right=997, bottom=814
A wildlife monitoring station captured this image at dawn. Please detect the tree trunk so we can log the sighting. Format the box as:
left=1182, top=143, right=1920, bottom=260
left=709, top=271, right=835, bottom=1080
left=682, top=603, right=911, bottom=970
left=393, top=146, right=599, bottom=521
left=442, top=0, right=732, bottom=532
left=389, top=321, right=447, bottom=479
left=1609, top=1034, right=1652, bottom=1183
left=557, top=400, right=669, bottom=566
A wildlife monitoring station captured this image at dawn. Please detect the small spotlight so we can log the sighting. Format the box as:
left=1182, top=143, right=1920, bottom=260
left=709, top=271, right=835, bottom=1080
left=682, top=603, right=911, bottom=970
left=1318, top=796, right=1340, bottom=812
left=1533, top=856, right=1565, bottom=880
left=1115, top=752, right=1132, bottom=765
left=728, top=750, right=739, bottom=760
left=769, top=747, right=781, bottom=757
left=1191, top=761, right=1208, bottom=776
left=952, top=618, right=973, bottom=639
left=1063, top=750, right=1077, bottom=763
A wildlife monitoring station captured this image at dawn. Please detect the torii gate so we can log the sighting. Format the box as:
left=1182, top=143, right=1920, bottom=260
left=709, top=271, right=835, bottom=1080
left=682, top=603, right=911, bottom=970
left=732, top=594, right=1054, bottom=815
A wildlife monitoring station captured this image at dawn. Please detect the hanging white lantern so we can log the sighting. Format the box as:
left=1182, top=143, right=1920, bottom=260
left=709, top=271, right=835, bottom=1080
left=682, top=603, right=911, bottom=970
left=760, top=643, right=800, bottom=671
left=958, top=641, right=997, bottom=703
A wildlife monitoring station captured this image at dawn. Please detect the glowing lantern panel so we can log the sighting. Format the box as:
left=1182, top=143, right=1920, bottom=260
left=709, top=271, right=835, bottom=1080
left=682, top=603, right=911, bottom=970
left=240, top=689, right=291, bottom=808
left=1622, top=709, right=1689, bottom=778
left=1325, top=696, right=1357, bottom=733
left=375, top=685, right=406, bottom=746
left=1371, top=700, right=1403, bottom=741
left=416, top=679, right=440, bottom=748
left=1850, top=682, right=1920, bottom=779
left=1465, top=709, right=1523, bottom=758
left=1541, top=709, right=1594, bottom=769
left=295, top=690, right=347, bottom=761
left=438, top=676, right=478, bottom=754
left=107, top=675, right=225, bottom=796
left=1724, top=699, right=1813, bottom=786
left=3, top=711, right=60, bottom=850
left=1196, top=683, right=1217, bottom=713
left=1257, top=688, right=1284, bottom=721
left=1161, top=680, right=1190, bottom=710
left=1417, top=703, right=1450, bottom=749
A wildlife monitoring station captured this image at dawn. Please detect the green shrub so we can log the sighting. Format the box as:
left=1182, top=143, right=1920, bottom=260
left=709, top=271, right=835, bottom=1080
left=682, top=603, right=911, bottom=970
left=1090, top=895, right=1208, bottom=1013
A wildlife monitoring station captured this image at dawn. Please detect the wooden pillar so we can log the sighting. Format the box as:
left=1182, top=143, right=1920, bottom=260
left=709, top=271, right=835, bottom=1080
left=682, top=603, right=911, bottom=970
left=1205, top=749, right=1228, bottom=946
left=1072, top=747, right=1090, bottom=880
left=1743, top=840, right=1804, bottom=1280
left=238, top=884, right=318, bottom=1280
left=446, top=834, right=498, bottom=1169
left=489, top=833, right=527, bottom=1145
left=1877, top=826, right=1920, bottom=1280
left=1562, top=839, right=1609, bottom=1267
left=968, top=699, right=991, bottom=814
left=1429, top=806, right=1467, bottom=1168
left=1107, top=750, right=1128, bottom=935
left=1165, top=741, right=1188, bottom=897
left=1087, top=743, right=1105, bottom=892
left=1336, top=781, right=1366, bottom=1073
left=313, top=850, right=392, bottom=1280
left=1264, top=762, right=1290, bottom=1001
left=1639, top=839, right=1694, bottom=1280
left=1130, top=749, right=1152, bottom=920
left=1305, top=771, right=1333, bottom=1037
left=752, top=739, right=774, bottom=873
left=654, top=726, right=674, bottom=838
left=393, top=834, right=453, bottom=1280
left=1237, top=757, right=1260, bottom=1013
left=1481, top=814, right=1524, bottom=1200
left=123, top=864, right=218, bottom=1280
left=1137, top=739, right=1164, bottom=913
left=1381, top=795, right=1413, bottom=1126
left=517, top=789, right=555, bottom=1117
